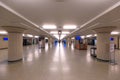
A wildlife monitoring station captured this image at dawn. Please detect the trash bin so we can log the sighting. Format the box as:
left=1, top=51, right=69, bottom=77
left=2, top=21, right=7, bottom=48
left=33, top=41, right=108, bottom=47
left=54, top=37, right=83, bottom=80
left=90, top=47, right=97, bottom=57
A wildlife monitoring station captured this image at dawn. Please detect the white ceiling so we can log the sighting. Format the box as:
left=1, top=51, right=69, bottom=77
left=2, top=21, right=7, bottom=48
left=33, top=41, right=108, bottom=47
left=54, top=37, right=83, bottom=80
left=0, top=0, right=120, bottom=39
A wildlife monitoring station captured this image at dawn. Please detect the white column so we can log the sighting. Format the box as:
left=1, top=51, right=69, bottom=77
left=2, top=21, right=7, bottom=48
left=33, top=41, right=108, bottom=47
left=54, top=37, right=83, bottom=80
left=2, top=26, right=26, bottom=62
left=93, top=26, right=116, bottom=61
left=8, top=33, right=23, bottom=61
left=67, top=38, right=71, bottom=46
left=41, top=37, right=45, bottom=48
left=48, top=38, right=53, bottom=47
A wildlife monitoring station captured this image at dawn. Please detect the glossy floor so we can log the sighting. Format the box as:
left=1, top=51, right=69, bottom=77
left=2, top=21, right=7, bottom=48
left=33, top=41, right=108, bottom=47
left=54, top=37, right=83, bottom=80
left=0, top=43, right=120, bottom=80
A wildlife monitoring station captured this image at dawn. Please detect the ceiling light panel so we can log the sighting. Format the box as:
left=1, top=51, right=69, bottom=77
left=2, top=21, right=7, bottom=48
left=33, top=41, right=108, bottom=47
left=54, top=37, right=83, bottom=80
left=26, top=34, right=33, bottom=37
left=42, top=24, right=57, bottom=29
left=71, top=37, right=75, bottom=39
left=81, top=36, right=85, bottom=39
left=50, top=31, right=58, bottom=34
left=35, top=36, right=39, bottom=38
left=62, top=31, right=70, bottom=34
left=86, top=34, right=92, bottom=37
left=63, top=25, right=77, bottom=29
left=0, top=31, right=8, bottom=35
left=94, top=34, right=97, bottom=36
left=45, top=37, right=48, bottom=39
left=111, top=31, right=119, bottom=35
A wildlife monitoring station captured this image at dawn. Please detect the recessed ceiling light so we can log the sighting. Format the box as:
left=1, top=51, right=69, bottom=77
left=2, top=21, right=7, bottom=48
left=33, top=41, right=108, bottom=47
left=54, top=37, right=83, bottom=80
left=22, top=34, right=25, bottom=36
left=50, top=31, right=58, bottom=34
left=35, top=36, right=39, bottom=38
left=81, top=36, right=85, bottom=39
left=0, top=31, right=8, bottom=34
left=63, top=25, right=77, bottom=29
left=42, top=24, right=57, bottom=29
left=71, top=37, right=75, bottom=39
left=62, top=31, right=70, bottom=34
left=45, top=37, right=48, bottom=39
left=94, top=34, right=97, bottom=36
left=86, top=34, right=92, bottom=38
left=26, top=34, right=33, bottom=37
left=111, top=31, right=119, bottom=35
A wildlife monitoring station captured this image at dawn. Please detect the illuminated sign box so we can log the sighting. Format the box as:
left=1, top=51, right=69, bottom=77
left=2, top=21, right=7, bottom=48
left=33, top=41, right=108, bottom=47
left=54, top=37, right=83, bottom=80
left=3, top=37, right=8, bottom=41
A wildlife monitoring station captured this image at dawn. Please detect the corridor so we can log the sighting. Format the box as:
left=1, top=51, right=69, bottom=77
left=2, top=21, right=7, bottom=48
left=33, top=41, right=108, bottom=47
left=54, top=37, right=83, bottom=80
left=0, top=44, right=120, bottom=80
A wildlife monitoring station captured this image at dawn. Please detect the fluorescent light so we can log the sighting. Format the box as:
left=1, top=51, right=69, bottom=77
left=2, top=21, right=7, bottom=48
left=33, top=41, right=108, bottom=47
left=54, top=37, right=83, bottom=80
left=62, top=31, right=70, bottom=34
left=23, top=34, right=25, bottom=36
left=50, top=31, right=58, bottom=34
left=26, top=34, right=33, bottom=37
left=45, top=37, right=48, bottom=39
left=42, top=24, right=57, bottom=29
left=94, top=34, right=97, bottom=36
left=35, top=36, right=39, bottom=38
left=50, top=31, right=70, bottom=34
left=86, top=34, right=92, bottom=37
left=71, top=37, right=75, bottom=39
left=111, top=31, right=119, bottom=35
left=0, top=31, right=8, bottom=34
left=63, top=25, right=77, bottom=29
left=81, top=36, right=85, bottom=39
left=60, top=34, right=66, bottom=40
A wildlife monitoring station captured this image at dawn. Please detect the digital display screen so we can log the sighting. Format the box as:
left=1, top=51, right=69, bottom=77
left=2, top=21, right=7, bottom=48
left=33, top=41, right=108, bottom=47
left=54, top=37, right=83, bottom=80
left=110, top=37, right=114, bottom=41
left=3, top=37, right=8, bottom=41
left=75, top=36, right=81, bottom=40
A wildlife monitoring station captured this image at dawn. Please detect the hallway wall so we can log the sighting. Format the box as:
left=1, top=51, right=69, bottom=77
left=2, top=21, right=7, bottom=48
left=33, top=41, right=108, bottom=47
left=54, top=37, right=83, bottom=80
left=0, top=35, right=8, bottom=49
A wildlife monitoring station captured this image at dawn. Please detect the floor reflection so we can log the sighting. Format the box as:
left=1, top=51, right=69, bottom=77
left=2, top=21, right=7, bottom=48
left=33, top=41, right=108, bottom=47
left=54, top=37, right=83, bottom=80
left=0, top=44, right=120, bottom=80
left=50, top=43, right=70, bottom=73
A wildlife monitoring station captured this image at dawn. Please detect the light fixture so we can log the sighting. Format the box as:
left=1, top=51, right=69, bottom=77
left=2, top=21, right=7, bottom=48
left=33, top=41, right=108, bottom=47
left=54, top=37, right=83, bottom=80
left=22, top=34, right=25, bottom=36
left=94, top=34, right=97, bottom=36
left=111, top=31, right=119, bottom=35
left=50, top=31, right=58, bottom=34
left=86, top=34, right=92, bottom=38
left=62, top=31, right=70, bottom=34
left=26, top=34, right=33, bottom=37
left=35, top=36, right=39, bottom=38
left=63, top=25, right=77, bottom=29
left=81, top=36, right=85, bottom=39
left=45, top=37, right=48, bottom=39
left=42, top=24, right=57, bottom=29
left=0, top=31, right=8, bottom=35
left=71, top=37, right=75, bottom=39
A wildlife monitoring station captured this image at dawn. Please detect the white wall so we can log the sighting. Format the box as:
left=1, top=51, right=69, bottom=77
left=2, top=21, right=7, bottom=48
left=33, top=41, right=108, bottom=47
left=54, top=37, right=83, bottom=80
left=111, top=35, right=119, bottom=49
left=0, top=35, right=8, bottom=49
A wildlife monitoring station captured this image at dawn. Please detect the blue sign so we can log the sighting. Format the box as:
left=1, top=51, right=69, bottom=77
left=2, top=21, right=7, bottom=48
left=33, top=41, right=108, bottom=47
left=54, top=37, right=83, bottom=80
left=75, top=36, right=81, bottom=40
left=110, top=37, right=114, bottom=41
left=3, top=37, right=8, bottom=41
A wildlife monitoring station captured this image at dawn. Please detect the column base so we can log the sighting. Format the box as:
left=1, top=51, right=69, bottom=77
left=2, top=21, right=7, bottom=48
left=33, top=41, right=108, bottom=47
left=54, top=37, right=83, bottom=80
left=8, top=58, right=22, bottom=62
left=96, top=58, right=110, bottom=62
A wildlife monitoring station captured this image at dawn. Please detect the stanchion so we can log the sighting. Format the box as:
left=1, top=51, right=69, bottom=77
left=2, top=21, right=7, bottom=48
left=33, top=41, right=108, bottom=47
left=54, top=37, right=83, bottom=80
left=110, top=38, right=117, bottom=65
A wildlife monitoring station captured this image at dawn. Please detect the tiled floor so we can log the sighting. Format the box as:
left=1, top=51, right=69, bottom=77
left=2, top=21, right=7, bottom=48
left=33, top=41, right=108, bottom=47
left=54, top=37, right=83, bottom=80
left=0, top=43, right=120, bottom=80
